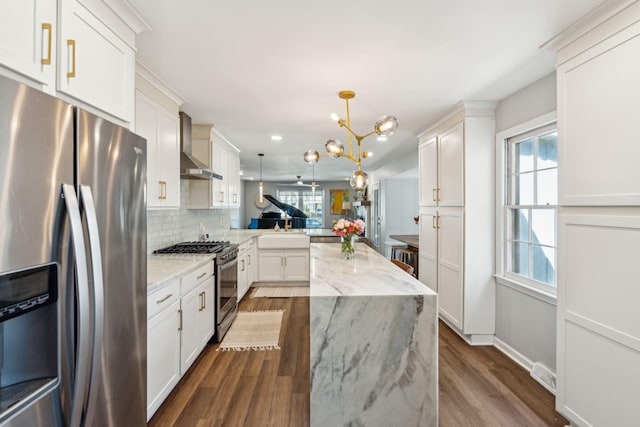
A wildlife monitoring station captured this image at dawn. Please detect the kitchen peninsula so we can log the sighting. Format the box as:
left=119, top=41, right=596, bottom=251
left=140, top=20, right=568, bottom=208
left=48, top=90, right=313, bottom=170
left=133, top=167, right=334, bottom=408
left=310, top=242, right=438, bottom=426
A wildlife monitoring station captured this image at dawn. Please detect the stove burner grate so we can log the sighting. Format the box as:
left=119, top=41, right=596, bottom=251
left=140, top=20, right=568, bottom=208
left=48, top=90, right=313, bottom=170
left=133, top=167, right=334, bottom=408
left=153, top=241, right=230, bottom=254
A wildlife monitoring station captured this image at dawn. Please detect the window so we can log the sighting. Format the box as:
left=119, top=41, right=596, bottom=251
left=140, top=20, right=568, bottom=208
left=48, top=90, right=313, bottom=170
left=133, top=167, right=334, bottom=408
left=276, top=188, right=324, bottom=228
left=504, top=123, right=557, bottom=289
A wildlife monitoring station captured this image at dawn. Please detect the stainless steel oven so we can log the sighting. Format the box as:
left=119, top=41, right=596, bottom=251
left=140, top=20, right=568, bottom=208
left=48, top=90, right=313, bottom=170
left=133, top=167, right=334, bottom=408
left=215, top=246, right=238, bottom=341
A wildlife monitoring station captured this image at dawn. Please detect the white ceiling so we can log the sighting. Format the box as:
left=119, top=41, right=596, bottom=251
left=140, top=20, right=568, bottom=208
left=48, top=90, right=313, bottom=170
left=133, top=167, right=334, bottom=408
left=128, top=0, right=604, bottom=183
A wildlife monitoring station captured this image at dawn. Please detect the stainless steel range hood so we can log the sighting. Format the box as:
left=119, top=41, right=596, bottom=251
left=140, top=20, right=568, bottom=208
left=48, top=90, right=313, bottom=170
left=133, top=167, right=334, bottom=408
left=179, top=112, right=222, bottom=180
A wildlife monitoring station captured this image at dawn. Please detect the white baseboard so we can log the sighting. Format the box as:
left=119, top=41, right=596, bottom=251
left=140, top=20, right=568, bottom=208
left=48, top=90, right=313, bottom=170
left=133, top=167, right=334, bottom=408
left=493, top=336, right=556, bottom=394
left=439, top=315, right=493, bottom=346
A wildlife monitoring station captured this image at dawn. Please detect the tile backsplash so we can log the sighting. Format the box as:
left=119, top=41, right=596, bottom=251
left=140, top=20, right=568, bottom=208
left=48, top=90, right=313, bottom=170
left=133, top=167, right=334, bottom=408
left=147, top=180, right=231, bottom=253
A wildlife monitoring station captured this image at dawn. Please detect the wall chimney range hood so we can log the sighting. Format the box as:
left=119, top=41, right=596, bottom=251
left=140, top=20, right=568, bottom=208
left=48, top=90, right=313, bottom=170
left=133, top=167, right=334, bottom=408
left=179, top=112, right=222, bottom=180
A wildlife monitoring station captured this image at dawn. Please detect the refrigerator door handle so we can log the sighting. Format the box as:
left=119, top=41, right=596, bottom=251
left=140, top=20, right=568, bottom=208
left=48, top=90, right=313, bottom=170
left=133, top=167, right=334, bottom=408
left=79, top=185, right=105, bottom=426
left=61, top=184, right=92, bottom=427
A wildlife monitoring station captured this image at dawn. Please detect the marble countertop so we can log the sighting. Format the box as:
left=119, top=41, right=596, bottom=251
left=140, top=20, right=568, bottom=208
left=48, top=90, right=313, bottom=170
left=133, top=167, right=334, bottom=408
left=309, top=243, right=436, bottom=297
left=225, top=228, right=336, bottom=244
left=147, top=255, right=213, bottom=294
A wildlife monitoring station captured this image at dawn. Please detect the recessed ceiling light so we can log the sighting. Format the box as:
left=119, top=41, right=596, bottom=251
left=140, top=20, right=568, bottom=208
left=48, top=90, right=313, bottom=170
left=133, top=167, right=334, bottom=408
left=271, top=135, right=282, bottom=141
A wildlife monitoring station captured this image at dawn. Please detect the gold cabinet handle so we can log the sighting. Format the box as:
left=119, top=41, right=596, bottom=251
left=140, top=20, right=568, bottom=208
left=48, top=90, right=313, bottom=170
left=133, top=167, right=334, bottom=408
left=202, top=291, right=206, bottom=310
left=42, top=23, right=52, bottom=65
left=156, top=293, right=173, bottom=304
left=432, top=215, right=437, bottom=229
left=247, top=254, right=251, bottom=266
left=66, top=39, right=76, bottom=78
left=198, top=292, right=204, bottom=311
left=158, top=181, right=167, bottom=199
left=219, top=191, right=225, bottom=203
left=436, top=215, right=441, bottom=229
left=196, top=272, right=207, bottom=279
left=432, top=188, right=437, bottom=202
left=241, top=259, right=245, bottom=272
left=178, top=309, right=183, bottom=331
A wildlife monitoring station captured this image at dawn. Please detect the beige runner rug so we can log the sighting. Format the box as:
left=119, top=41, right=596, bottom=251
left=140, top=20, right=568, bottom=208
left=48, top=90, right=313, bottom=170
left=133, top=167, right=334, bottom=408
left=251, top=286, right=310, bottom=298
left=217, top=310, right=283, bottom=351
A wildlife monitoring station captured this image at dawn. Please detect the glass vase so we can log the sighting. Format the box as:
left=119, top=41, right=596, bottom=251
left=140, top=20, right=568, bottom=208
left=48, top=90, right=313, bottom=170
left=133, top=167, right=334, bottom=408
left=341, top=235, right=355, bottom=260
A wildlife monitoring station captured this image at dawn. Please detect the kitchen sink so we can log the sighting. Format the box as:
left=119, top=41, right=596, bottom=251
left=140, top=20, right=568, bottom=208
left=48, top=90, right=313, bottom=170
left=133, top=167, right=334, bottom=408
left=258, top=233, right=310, bottom=249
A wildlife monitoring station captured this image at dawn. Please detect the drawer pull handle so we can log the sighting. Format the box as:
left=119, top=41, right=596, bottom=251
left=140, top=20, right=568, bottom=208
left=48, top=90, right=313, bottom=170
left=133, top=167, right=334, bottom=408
left=178, top=309, right=183, bottom=331
left=197, top=272, right=207, bottom=279
left=66, top=39, right=76, bottom=78
left=42, top=23, right=52, bottom=65
left=156, top=293, right=173, bottom=304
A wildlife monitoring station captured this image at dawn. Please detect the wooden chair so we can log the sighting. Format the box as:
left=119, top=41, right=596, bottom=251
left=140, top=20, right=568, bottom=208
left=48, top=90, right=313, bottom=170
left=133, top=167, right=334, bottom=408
left=390, top=259, right=415, bottom=277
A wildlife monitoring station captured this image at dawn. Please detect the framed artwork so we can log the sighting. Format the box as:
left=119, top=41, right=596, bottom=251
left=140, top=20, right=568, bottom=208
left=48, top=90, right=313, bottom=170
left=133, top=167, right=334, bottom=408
left=330, top=189, right=350, bottom=215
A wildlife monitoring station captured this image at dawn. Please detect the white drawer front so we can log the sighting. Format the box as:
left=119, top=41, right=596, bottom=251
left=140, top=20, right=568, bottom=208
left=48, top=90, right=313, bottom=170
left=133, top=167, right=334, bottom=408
left=181, top=262, right=214, bottom=296
left=147, top=280, right=180, bottom=319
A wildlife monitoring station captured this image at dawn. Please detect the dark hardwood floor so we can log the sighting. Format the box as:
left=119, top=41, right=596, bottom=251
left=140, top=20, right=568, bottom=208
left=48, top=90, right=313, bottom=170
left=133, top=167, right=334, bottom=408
left=149, top=295, right=567, bottom=426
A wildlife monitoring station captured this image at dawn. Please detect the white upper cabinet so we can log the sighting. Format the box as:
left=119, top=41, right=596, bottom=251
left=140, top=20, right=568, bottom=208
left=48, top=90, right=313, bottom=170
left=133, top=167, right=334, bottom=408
left=419, top=137, right=437, bottom=207
left=556, top=3, right=640, bottom=206
left=0, top=0, right=147, bottom=124
left=0, top=0, right=56, bottom=88
left=135, top=63, right=185, bottom=209
left=418, top=121, right=464, bottom=207
left=188, top=128, right=241, bottom=210
left=58, top=0, right=135, bottom=122
left=135, top=90, right=180, bottom=209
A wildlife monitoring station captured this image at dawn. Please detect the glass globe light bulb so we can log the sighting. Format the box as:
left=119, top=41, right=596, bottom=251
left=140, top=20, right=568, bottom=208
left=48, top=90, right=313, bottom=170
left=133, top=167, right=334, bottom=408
left=374, top=115, right=399, bottom=136
left=303, top=149, right=319, bottom=164
left=325, top=140, right=344, bottom=158
left=350, top=170, right=368, bottom=191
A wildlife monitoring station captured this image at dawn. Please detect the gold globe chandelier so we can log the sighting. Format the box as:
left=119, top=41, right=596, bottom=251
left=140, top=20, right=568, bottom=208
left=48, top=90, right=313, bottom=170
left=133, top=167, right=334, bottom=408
left=303, top=90, right=398, bottom=191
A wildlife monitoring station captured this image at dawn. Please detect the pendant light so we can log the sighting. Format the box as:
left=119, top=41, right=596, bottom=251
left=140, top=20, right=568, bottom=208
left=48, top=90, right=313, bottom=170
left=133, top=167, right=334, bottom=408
left=303, top=90, right=398, bottom=192
left=258, top=153, right=264, bottom=203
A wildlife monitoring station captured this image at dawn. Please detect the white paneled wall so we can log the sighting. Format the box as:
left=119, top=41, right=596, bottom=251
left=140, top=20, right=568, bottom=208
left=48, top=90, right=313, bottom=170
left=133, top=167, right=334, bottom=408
left=147, top=180, right=231, bottom=253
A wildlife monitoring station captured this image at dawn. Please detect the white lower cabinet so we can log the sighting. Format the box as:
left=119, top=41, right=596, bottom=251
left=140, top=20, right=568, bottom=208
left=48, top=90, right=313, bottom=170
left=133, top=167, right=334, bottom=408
left=258, top=250, right=309, bottom=282
left=147, top=280, right=181, bottom=420
left=147, top=262, right=214, bottom=420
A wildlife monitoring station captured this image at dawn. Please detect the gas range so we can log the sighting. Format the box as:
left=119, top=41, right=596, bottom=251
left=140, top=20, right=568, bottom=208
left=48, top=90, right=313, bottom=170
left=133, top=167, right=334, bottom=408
left=153, top=241, right=232, bottom=255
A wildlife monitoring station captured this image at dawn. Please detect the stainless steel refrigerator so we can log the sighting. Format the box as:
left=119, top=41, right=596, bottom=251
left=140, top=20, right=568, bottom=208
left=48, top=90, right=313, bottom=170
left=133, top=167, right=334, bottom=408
left=0, top=75, right=147, bottom=426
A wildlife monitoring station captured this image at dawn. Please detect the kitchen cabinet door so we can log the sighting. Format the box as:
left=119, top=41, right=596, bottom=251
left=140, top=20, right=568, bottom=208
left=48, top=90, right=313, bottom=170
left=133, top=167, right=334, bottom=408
left=419, top=137, right=437, bottom=207
left=210, top=142, right=229, bottom=207
left=249, top=240, right=258, bottom=285
left=438, top=122, right=464, bottom=207
left=0, top=0, right=56, bottom=88
left=157, top=108, right=180, bottom=207
left=258, top=252, right=284, bottom=282
left=228, top=150, right=241, bottom=208
left=418, top=208, right=438, bottom=292
left=237, top=249, right=249, bottom=301
left=197, top=277, right=215, bottom=348
left=147, top=299, right=180, bottom=420
left=58, top=0, right=135, bottom=123
left=179, top=286, right=201, bottom=375
left=136, top=89, right=179, bottom=209
left=437, top=208, right=464, bottom=329
left=283, top=251, right=310, bottom=281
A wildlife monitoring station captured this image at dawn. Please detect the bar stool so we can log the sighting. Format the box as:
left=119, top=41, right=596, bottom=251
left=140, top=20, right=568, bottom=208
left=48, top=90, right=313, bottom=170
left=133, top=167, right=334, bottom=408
left=390, top=259, right=415, bottom=277
left=393, top=247, right=418, bottom=276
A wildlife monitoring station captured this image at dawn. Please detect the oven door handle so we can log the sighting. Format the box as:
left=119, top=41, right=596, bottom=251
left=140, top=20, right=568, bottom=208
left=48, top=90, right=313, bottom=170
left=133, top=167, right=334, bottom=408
left=218, top=257, right=238, bottom=272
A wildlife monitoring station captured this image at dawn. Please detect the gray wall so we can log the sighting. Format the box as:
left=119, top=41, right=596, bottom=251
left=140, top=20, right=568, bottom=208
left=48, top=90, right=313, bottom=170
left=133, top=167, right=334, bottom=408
left=242, top=180, right=353, bottom=229
left=494, top=71, right=558, bottom=371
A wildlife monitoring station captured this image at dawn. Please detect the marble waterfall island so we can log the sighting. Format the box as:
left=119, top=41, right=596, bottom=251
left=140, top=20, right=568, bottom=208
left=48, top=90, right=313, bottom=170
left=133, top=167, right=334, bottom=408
left=310, top=243, right=438, bottom=426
